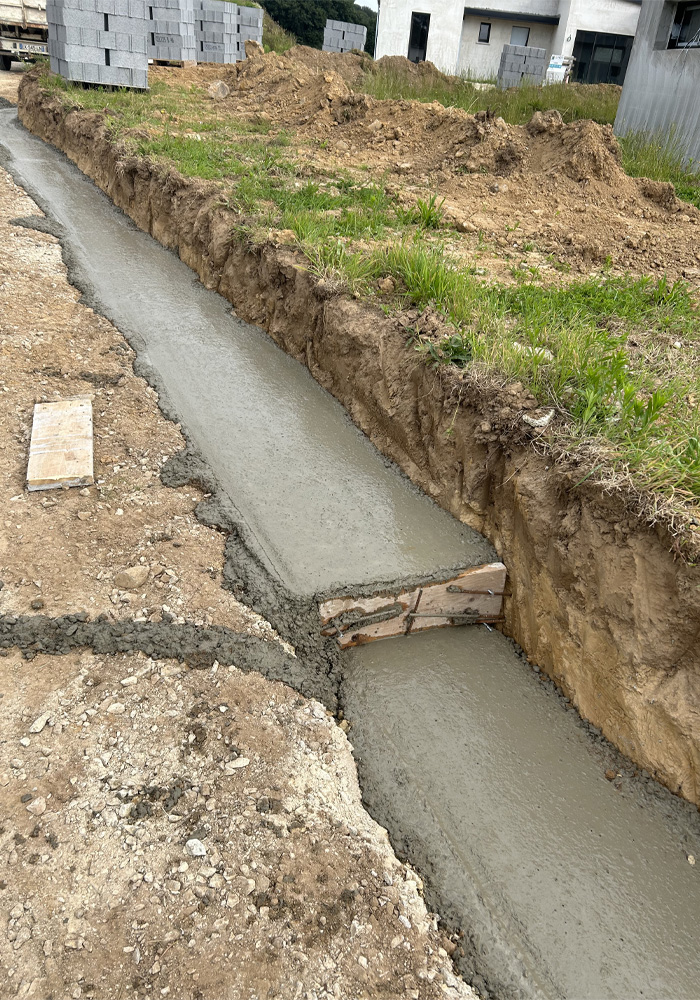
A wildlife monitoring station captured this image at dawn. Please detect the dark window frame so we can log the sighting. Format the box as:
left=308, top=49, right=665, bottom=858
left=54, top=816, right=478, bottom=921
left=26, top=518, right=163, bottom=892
left=478, top=21, right=491, bottom=43
left=669, top=1, right=700, bottom=48
left=408, top=11, right=431, bottom=62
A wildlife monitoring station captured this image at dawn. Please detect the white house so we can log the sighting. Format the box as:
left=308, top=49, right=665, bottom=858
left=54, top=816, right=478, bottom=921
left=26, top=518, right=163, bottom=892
left=375, top=0, right=642, bottom=82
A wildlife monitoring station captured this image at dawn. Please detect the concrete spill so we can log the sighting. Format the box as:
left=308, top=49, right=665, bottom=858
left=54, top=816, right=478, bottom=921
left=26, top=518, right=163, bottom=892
left=2, top=109, right=700, bottom=1000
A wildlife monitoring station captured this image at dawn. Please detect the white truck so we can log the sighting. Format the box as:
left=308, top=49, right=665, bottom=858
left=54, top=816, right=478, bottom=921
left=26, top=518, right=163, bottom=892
left=0, top=0, right=48, bottom=71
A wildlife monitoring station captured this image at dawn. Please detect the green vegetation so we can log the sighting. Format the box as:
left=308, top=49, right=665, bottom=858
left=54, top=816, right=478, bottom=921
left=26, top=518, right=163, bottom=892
left=360, top=64, right=621, bottom=125
left=261, top=1, right=376, bottom=54
left=620, top=127, right=700, bottom=210
left=41, top=70, right=700, bottom=528
left=262, top=10, right=296, bottom=53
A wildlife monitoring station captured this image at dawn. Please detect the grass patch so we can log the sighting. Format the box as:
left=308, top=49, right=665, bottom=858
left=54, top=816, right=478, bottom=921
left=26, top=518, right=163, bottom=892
left=263, top=11, right=296, bottom=54
left=363, top=241, right=700, bottom=504
left=360, top=64, right=621, bottom=125
left=619, top=127, right=700, bottom=210
left=38, top=69, right=700, bottom=525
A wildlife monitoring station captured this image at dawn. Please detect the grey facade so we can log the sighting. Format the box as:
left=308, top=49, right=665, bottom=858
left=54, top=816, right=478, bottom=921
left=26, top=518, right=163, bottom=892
left=496, top=42, right=547, bottom=87
left=148, top=0, right=196, bottom=63
left=47, top=0, right=148, bottom=89
left=614, top=0, right=700, bottom=166
left=322, top=18, right=367, bottom=54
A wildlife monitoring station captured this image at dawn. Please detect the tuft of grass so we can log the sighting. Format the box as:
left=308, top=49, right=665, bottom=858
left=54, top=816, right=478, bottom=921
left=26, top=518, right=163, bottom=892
left=619, top=127, right=700, bottom=210
left=361, top=64, right=621, bottom=125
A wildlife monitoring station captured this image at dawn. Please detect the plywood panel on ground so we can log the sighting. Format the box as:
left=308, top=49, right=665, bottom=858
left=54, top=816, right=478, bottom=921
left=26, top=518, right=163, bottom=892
left=26, top=397, right=94, bottom=491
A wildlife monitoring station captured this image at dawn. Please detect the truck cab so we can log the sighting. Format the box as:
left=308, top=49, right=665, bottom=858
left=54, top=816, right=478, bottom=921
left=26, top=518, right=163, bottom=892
left=0, top=0, right=48, bottom=71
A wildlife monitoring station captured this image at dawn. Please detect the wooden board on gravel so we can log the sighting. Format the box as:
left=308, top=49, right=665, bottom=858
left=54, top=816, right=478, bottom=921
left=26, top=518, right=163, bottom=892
left=26, top=396, right=94, bottom=491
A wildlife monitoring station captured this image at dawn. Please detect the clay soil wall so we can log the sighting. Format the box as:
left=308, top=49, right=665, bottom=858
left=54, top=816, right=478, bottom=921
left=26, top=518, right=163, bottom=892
left=16, top=76, right=700, bottom=807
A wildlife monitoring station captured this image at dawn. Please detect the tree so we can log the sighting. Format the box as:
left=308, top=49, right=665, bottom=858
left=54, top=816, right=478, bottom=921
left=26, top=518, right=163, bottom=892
left=261, top=1, right=377, bottom=54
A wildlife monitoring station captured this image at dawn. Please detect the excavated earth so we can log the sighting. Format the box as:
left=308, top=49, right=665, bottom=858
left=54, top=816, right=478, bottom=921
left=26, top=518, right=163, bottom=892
left=11, top=54, right=700, bottom=808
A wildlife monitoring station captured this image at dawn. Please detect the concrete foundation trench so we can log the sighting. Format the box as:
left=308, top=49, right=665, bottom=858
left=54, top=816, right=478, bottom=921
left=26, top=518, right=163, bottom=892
left=1, top=85, right=700, bottom=999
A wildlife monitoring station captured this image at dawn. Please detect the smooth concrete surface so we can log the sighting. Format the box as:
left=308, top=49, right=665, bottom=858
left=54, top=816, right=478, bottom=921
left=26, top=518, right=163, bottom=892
left=0, top=110, right=495, bottom=596
left=344, top=628, right=700, bottom=1000
left=614, top=1, right=700, bottom=166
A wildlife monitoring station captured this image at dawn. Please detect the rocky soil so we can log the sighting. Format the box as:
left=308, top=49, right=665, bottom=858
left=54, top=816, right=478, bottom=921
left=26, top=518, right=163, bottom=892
left=0, top=648, right=470, bottom=1000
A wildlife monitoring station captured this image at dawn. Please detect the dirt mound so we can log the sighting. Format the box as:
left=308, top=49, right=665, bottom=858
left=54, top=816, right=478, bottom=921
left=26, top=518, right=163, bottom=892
left=144, top=47, right=700, bottom=279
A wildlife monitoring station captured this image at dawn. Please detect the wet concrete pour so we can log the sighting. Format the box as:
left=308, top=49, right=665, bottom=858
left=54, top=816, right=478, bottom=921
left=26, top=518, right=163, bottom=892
left=2, top=110, right=700, bottom=1000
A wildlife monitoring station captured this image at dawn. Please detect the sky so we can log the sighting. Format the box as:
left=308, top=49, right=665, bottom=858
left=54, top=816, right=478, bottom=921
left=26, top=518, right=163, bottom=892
left=357, top=0, right=378, bottom=11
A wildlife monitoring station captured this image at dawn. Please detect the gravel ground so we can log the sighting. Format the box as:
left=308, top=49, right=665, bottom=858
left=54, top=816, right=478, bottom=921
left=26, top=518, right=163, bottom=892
left=0, top=648, right=472, bottom=1000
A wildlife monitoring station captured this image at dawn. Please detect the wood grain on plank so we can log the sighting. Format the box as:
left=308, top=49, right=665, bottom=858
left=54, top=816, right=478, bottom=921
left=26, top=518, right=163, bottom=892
left=27, top=397, right=94, bottom=491
left=319, top=562, right=507, bottom=648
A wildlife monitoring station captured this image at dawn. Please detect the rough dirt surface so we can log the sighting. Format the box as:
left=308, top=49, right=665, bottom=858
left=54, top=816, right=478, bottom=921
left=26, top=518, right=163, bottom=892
left=0, top=158, right=277, bottom=640
left=0, top=648, right=472, bottom=999
left=14, top=56, right=700, bottom=808
left=167, top=47, right=700, bottom=283
left=0, top=65, right=21, bottom=105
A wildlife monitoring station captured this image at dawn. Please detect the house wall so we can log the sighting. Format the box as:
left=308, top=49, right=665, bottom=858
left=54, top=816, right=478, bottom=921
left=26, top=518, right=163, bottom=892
left=374, top=0, right=463, bottom=73
left=551, top=0, right=640, bottom=56
left=375, top=0, right=640, bottom=76
left=614, top=0, right=700, bottom=166
left=458, top=15, right=555, bottom=78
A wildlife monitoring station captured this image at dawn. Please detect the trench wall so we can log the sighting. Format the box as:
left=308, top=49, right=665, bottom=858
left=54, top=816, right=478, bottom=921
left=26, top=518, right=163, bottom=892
left=16, top=76, right=700, bottom=806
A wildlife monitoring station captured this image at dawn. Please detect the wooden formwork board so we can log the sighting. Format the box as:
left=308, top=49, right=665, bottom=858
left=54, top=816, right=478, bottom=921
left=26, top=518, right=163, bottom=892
left=319, top=562, right=507, bottom=649
left=26, top=397, right=94, bottom=492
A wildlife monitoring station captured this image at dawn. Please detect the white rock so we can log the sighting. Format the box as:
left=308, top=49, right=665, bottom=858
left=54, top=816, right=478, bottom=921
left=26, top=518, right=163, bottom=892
left=225, top=757, right=250, bottom=771
left=29, top=713, right=50, bottom=734
left=26, top=797, right=46, bottom=816
left=185, top=838, right=207, bottom=858
left=207, top=81, right=230, bottom=101
left=107, top=702, right=126, bottom=715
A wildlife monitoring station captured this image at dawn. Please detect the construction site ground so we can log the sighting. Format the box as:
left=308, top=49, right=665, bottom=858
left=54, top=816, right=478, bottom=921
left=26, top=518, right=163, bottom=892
left=0, top=71, right=473, bottom=1000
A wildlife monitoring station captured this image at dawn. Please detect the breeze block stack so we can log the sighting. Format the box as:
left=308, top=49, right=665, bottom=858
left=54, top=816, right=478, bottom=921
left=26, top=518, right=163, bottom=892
left=237, top=3, right=262, bottom=53
left=195, top=0, right=236, bottom=63
left=47, top=0, right=149, bottom=89
left=497, top=43, right=547, bottom=89
left=147, top=0, right=196, bottom=63
left=322, top=18, right=367, bottom=55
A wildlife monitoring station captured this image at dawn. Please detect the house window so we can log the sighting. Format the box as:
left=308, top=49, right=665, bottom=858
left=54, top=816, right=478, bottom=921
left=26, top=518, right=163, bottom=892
left=478, top=22, right=491, bottom=43
left=408, top=11, right=430, bottom=62
left=510, top=25, right=530, bottom=46
left=669, top=1, right=700, bottom=47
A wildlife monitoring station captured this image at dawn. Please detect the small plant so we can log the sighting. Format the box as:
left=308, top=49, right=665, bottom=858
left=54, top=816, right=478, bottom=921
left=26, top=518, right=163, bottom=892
left=396, top=194, right=446, bottom=229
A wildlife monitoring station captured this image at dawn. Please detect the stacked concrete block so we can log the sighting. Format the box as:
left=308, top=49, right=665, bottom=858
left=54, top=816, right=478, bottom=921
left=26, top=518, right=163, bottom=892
left=47, top=0, right=149, bottom=89
left=148, top=0, right=196, bottom=63
left=237, top=3, right=262, bottom=52
left=497, top=44, right=547, bottom=89
left=322, top=18, right=366, bottom=55
left=196, top=0, right=238, bottom=63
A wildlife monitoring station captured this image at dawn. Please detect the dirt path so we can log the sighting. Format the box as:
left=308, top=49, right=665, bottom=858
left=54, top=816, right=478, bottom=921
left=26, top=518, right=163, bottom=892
left=0, top=66, right=21, bottom=104
left=0, top=157, right=473, bottom=999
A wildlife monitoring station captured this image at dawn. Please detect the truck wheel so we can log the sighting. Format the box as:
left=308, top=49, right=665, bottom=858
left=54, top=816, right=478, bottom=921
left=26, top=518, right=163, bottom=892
left=0, top=54, right=12, bottom=72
